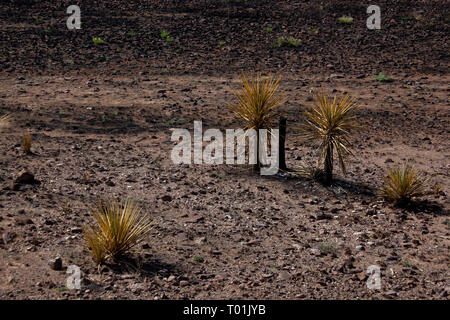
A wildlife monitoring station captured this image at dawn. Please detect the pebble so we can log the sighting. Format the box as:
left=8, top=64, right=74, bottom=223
left=48, top=257, right=63, bottom=271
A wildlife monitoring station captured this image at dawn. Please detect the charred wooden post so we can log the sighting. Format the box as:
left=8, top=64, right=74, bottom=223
left=278, top=117, right=287, bottom=171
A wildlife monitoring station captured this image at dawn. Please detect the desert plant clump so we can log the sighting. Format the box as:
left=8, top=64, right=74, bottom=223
left=160, top=30, right=170, bottom=38
left=374, top=72, right=394, bottom=82
left=338, top=16, right=353, bottom=24
left=92, top=37, right=104, bottom=45
left=23, top=134, right=32, bottom=154
left=379, top=165, right=428, bottom=205
left=299, top=92, right=360, bottom=184
left=228, top=73, right=283, bottom=170
left=83, top=199, right=153, bottom=264
left=276, top=36, right=301, bottom=47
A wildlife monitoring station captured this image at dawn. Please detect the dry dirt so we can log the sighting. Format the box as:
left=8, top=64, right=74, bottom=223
left=0, top=0, right=449, bottom=300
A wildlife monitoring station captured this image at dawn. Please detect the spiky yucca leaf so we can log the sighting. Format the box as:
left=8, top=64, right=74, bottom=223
left=229, top=73, right=283, bottom=131
left=300, top=92, right=359, bottom=183
left=380, top=165, right=428, bottom=204
left=84, top=226, right=107, bottom=264
left=83, top=199, right=152, bottom=264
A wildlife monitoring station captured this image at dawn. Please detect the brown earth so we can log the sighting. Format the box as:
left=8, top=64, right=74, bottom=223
left=0, top=0, right=449, bottom=300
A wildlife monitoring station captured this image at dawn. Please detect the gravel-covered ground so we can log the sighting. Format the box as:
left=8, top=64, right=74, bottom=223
left=0, top=0, right=448, bottom=300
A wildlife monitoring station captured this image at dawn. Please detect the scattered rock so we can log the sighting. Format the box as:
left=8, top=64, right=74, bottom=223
left=14, top=170, right=35, bottom=185
left=70, top=227, right=83, bottom=234
left=15, top=217, right=34, bottom=226
left=440, top=287, right=450, bottom=297
left=316, top=212, right=332, bottom=220
left=278, top=271, right=292, bottom=281
left=2, top=232, right=15, bottom=244
left=194, top=236, right=207, bottom=244
left=48, top=257, right=63, bottom=271
left=183, top=215, right=204, bottom=223
left=167, top=275, right=176, bottom=282
left=179, top=280, right=189, bottom=287
left=384, top=290, right=398, bottom=298
left=161, top=195, right=172, bottom=202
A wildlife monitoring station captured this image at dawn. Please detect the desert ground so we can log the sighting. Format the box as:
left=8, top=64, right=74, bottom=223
left=0, top=0, right=448, bottom=300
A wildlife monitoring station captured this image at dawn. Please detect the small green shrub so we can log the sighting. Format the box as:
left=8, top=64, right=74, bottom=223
left=92, top=37, right=104, bottom=45
left=276, top=36, right=301, bottom=47
left=160, top=30, right=170, bottom=38
left=338, top=16, right=353, bottom=24
left=374, top=72, right=394, bottom=82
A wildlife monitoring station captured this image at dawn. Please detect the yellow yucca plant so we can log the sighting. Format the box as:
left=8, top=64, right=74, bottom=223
left=228, top=73, right=283, bottom=170
left=299, top=92, right=360, bottom=184
left=0, top=114, right=11, bottom=131
left=379, top=165, right=428, bottom=204
left=23, top=134, right=31, bottom=154
left=83, top=199, right=153, bottom=264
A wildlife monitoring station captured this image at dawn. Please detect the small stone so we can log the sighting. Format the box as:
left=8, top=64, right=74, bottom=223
left=15, top=217, right=34, bottom=226
left=278, top=271, right=292, bottom=281
left=70, top=227, right=82, bottom=234
left=384, top=290, right=398, bottom=298
left=179, top=280, right=189, bottom=287
left=167, top=275, right=176, bottom=282
left=14, top=170, right=35, bottom=185
left=357, top=271, right=367, bottom=281
left=48, top=257, right=63, bottom=270
left=316, top=212, right=332, bottom=220
left=183, top=215, right=204, bottom=223
left=194, top=237, right=207, bottom=244
left=2, top=232, right=14, bottom=244
left=355, top=245, right=365, bottom=251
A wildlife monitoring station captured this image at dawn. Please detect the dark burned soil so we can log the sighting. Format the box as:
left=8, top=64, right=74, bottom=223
left=0, top=1, right=449, bottom=300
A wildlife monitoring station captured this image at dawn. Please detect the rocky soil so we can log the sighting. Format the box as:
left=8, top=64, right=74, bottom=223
left=0, top=0, right=448, bottom=300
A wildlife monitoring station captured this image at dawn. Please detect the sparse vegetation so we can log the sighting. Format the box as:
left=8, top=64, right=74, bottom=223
left=299, top=92, right=360, bottom=184
left=379, top=165, right=428, bottom=205
left=83, top=199, right=153, bottom=264
left=374, top=72, right=394, bottom=82
left=265, top=27, right=273, bottom=33
left=193, top=255, right=204, bottom=262
left=338, top=16, right=353, bottom=24
left=92, top=37, right=105, bottom=45
left=275, top=36, right=301, bottom=47
left=160, top=30, right=170, bottom=39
